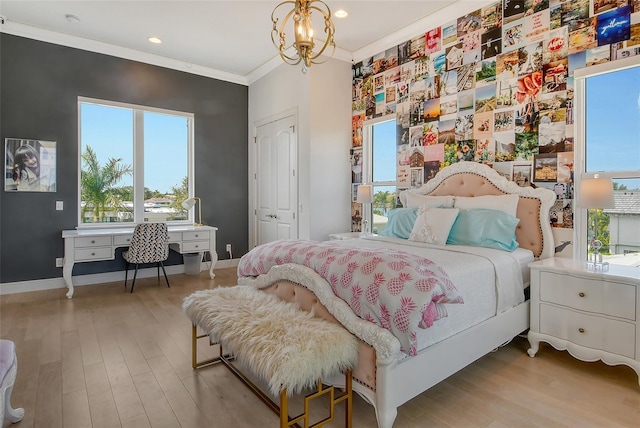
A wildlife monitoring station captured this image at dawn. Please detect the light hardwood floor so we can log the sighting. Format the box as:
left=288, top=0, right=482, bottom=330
left=1, top=267, right=640, bottom=428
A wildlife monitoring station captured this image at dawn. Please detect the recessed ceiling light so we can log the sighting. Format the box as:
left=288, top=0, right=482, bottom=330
left=334, top=9, right=348, bottom=18
left=65, top=14, right=80, bottom=24
left=148, top=37, right=162, bottom=44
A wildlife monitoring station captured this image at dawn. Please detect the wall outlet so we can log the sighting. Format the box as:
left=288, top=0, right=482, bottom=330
left=226, top=243, right=232, bottom=253
left=56, top=201, right=64, bottom=210
left=56, top=258, right=63, bottom=267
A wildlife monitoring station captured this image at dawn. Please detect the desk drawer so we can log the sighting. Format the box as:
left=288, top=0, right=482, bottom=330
left=75, top=236, right=112, bottom=248
left=75, top=247, right=113, bottom=261
left=539, top=304, right=636, bottom=359
left=183, top=231, right=209, bottom=241
left=168, top=232, right=182, bottom=243
left=113, top=235, right=133, bottom=246
left=181, top=241, right=209, bottom=252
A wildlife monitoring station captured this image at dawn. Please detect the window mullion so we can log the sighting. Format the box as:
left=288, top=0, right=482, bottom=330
left=133, top=110, right=145, bottom=223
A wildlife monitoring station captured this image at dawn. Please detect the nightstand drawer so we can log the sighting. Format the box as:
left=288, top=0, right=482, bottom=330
left=540, top=272, right=636, bottom=321
left=540, top=304, right=636, bottom=359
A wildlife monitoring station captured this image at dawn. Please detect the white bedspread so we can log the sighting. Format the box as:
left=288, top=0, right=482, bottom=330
left=328, top=236, right=533, bottom=352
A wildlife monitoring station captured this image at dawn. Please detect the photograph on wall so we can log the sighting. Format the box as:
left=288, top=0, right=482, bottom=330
left=4, top=138, right=57, bottom=192
left=351, top=147, right=362, bottom=184
left=512, top=161, right=533, bottom=187
left=351, top=201, right=363, bottom=232
left=596, top=5, right=631, bottom=46
left=533, top=153, right=558, bottom=182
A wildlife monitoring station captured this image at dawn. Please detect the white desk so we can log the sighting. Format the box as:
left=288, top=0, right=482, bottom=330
left=62, top=225, right=218, bottom=298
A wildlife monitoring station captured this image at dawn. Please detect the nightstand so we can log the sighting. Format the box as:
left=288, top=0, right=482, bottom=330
left=328, top=232, right=367, bottom=240
left=528, top=257, right=640, bottom=384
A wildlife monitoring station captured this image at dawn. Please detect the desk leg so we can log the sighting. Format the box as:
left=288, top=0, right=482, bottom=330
left=63, top=259, right=74, bottom=299
left=208, top=250, right=218, bottom=279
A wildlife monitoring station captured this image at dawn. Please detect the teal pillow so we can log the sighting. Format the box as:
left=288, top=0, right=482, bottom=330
left=447, top=208, right=520, bottom=252
left=379, top=208, right=418, bottom=239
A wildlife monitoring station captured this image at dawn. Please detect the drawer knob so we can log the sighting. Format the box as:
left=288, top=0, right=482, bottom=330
left=195, top=245, right=199, bottom=248
left=91, top=240, right=96, bottom=244
left=578, top=292, right=585, bottom=297
left=195, top=234, right=199, bottom=238
left=91, top=252, right=96, bottom=256
left=578, top=328, right=585, bottom=333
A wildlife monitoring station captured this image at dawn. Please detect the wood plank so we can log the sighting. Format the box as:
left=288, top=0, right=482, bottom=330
left=3, top=267, right=640, bottom=428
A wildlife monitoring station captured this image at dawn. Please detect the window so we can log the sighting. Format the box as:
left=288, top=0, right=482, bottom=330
left=364, top=119, right=397, bottom=233
left=78, top=97, right=193, bottom=226
left=575, top=58, right=640, bottom=266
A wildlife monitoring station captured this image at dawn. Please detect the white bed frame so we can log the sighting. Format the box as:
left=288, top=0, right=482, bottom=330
left=240, top=161, right=557, bottom=428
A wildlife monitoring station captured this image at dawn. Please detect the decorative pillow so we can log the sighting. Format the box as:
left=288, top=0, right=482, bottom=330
left=454, top=194, right=519, bottom=217
left=400, top=192, right=455, bottom=209
left=409, top=207, right=460, bottom=245
left=379, top=208, right=418, bottom=239
left=447, top=208, right=520, bottom=252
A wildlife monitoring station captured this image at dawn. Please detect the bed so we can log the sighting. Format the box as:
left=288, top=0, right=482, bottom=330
left=236, top=161, right=556, bottom=428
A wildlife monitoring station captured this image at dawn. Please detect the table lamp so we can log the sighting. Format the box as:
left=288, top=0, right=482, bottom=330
left=182, top=196, right=202, bottom=226
left=356, top=184, right=373, bottom=235
left=577, top=175, right=614, bottom=270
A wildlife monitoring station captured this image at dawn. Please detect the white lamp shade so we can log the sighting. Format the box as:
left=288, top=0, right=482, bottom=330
left=577, top=177, right=614, bottom=209
left=182, top=197, right=196, bottom=210
left=356, top=184, right=373, bottom=204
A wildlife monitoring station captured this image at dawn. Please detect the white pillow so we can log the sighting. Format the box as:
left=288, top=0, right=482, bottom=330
left=454, top=194, right=519, bottom=217
left=401, top=192, right=455, bottom=209
left=409, top=207, right=460, bottom=245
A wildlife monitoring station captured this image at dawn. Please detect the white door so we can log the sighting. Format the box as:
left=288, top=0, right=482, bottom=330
left=255, top=115, right=298, bottom=246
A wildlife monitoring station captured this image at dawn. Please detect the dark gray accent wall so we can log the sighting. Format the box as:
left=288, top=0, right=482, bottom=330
left=0, top=34, right=248, bottom=283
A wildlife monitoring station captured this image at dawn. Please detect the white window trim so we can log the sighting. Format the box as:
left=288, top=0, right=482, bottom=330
left=573, top=55, right=640, bottom=259
left=361, top=117, right=398, bottom=231
left=77, top=96, right=195, bottom=228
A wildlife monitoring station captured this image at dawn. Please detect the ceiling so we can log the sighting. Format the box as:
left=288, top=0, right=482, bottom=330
left=0, top=0, right=464, bottom=84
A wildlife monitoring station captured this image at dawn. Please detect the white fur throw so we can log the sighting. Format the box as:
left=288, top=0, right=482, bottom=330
left=183, top=286, right=359, bottom=396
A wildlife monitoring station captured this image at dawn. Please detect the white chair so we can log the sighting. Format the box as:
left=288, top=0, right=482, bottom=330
left=123, top=223, right=170, bottom=293
left=0, top=340, right=24, bottom=425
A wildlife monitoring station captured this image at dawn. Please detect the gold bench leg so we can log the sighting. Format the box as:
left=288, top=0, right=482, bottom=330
left=191, top=324, right=221, bottom=368
left=192, top=324, right=353, bottom=427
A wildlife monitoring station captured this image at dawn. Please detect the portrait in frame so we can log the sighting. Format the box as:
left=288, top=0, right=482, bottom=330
left=4, top=138, right=57, bottom=192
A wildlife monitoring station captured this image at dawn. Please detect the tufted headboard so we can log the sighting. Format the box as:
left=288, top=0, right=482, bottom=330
left=400, top=161, right=556, bottom=259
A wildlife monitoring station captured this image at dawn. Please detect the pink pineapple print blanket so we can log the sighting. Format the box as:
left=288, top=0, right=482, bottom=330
left=237, top=239, right=463, bottom=356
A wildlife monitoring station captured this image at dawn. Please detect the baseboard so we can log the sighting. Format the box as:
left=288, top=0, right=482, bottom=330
left=0, top=259, right=241, bottom=295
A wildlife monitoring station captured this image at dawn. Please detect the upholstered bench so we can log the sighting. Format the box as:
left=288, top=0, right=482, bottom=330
left=0, top=340, right=24, bottom=425
left=183, top=286, right=359, bottom=428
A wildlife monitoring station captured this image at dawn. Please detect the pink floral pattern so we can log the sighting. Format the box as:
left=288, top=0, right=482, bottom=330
left=238, top=240, right=464, bottom=356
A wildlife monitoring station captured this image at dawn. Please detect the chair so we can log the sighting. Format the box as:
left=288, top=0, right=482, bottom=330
left=0, top=340, right=24, bottom=425
left=123, top=223, right=170, bottom=293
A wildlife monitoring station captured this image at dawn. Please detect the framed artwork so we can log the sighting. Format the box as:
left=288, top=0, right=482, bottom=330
left=533, top=153, right=558, bottom=182
left=512, top=161, right=533, bottom=187
left=4, top=138, right=57, bottom=192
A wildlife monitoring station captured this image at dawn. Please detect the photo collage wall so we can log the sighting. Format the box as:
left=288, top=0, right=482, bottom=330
left=351, top=0, right=639, bottom=244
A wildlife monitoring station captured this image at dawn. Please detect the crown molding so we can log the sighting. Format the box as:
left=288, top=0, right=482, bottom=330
left=0, top=20, right=249, bottom=86
left=352, top=0, right=495, bottom=64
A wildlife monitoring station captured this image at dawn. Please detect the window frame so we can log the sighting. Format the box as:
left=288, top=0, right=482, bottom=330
left=362, top=116, right=398, bottom=232
left=573, top=55, right=640, bottom=259
left=77, top=96, right=195, bottom=228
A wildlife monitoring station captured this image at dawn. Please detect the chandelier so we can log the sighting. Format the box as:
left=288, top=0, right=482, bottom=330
left=271, top=0, right=336, bottom=72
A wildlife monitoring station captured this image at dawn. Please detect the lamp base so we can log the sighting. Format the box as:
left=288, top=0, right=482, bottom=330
left=585, top=260, right=609, bottom=272
left=586, top=239, right=609, bottom=271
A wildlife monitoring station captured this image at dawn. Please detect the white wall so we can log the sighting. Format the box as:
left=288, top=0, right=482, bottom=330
left=248, top=58, right=351, bottom=246
left=309, top=59, right=352, bottom=240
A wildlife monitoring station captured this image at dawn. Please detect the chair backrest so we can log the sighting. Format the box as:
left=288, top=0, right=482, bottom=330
left=126, top=223, right=169, bottom=264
